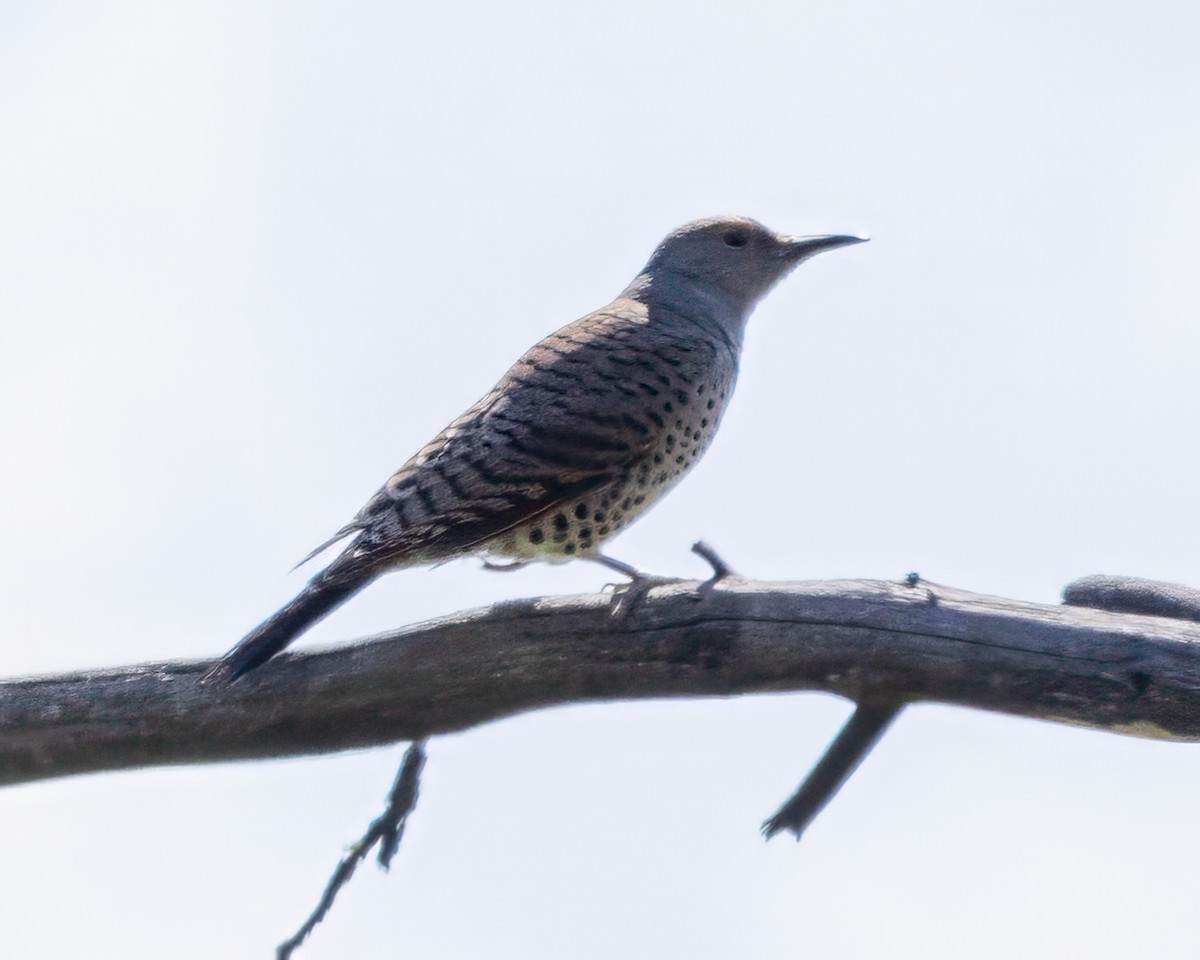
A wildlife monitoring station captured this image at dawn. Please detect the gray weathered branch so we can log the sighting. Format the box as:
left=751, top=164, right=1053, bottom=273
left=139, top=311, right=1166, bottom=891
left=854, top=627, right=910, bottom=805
left=3, top=577, right=1200, bottom=788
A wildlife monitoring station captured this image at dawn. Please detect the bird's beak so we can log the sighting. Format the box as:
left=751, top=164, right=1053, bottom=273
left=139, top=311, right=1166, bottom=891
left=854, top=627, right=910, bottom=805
left=781, top=233, right=869, bottom=263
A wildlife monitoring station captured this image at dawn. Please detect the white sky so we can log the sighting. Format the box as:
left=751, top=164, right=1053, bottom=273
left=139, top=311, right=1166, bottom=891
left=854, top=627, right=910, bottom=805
left=2, top=2, right=1199, bottom=957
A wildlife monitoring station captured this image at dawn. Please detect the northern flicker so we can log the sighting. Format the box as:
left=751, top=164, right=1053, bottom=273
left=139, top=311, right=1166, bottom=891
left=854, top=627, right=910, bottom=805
left=209, top=216, right=865, bottom=680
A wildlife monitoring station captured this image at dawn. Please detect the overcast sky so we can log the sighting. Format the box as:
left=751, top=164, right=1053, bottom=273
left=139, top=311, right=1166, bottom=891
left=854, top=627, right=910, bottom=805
left=3, top=2, right=1199, bottom=957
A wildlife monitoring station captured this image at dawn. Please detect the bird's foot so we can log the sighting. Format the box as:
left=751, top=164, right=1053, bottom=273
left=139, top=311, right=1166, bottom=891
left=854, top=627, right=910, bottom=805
left=593, top=543, right=737, bottom=617
left=592, top=552, right=688, bottom=618
left=591, top=553, right=676, bottom=615
left=605, top=571, right=683, bottom=618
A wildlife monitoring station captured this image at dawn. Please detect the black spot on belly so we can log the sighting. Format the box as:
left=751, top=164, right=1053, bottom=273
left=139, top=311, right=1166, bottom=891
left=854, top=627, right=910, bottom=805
left=554, top=513, right=569, bottom=531
left=529, top=528, right=545, bottom=544
left=563, top=543, right=577, bottom=555
left=574, top=503, right=588, bottom=520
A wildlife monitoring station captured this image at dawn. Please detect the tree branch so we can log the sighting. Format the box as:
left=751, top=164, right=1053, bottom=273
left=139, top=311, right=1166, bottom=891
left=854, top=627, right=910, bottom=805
left=762, top=701, right=902, bottom=839
left=277, top=739, right=426, bottom=960
left=4, top=576, right=1200, bottom=788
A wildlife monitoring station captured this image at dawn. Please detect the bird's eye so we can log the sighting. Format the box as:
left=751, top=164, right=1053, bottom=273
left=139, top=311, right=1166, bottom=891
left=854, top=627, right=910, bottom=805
left=722, top=230, right=748, bottom=248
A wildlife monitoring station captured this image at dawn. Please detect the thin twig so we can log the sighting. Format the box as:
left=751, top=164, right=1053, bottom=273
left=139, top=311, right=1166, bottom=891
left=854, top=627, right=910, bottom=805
left=691, top=540, right=736, bottom=579
left=277, top=740, right=427, bottom=960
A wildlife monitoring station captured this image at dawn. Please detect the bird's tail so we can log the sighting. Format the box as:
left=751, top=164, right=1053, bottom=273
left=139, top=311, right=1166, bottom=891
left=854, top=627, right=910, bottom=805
left=204, top=573, right=371, bottom=683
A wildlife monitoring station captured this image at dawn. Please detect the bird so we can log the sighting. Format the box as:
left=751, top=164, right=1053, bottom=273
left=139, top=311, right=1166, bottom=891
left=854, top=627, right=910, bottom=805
left=207, top=216, right=865, bottom=681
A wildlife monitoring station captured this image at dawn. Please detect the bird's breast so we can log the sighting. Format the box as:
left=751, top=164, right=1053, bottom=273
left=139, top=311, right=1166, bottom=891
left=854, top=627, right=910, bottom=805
left=485, top=340, right=737, bottom=563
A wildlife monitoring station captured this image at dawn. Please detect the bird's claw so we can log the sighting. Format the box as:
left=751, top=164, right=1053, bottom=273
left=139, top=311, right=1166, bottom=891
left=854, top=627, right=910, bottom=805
left=607, top=572, right=684, bottom=618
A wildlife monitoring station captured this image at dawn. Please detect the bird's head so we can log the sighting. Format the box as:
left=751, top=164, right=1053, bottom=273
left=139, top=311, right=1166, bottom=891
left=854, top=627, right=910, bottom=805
left=631, top=216, right=866, bottom=331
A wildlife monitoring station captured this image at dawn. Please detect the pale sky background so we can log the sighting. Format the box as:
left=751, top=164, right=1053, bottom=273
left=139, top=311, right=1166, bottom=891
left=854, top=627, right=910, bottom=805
left=2, top=2, right=1199, bottom=957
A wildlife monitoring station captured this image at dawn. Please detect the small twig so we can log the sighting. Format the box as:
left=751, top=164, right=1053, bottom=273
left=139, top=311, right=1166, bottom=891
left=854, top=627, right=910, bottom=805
left=277, top=740, right=427, bottom=960
left=762, top=703, right=902, bottom=840
left=376, top=742, right=425, bottom=871
left=691, top=540, right=736, bottom=580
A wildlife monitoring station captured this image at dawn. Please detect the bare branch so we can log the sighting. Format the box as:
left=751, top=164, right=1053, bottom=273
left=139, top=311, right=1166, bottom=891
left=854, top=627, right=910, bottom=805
left=3, top=577, right=1200, bottom=788
left=277, top=740, right=426, bottom=960
left=762, top=701, right=902, bottom=840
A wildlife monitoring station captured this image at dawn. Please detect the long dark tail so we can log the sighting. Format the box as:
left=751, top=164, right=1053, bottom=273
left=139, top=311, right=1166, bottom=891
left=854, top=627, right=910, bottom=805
left=205, top=574, right=371, bottom=683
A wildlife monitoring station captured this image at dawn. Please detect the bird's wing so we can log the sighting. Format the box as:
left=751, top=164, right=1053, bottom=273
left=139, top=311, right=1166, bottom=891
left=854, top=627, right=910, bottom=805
left=325, top=305, right=671, bottom=568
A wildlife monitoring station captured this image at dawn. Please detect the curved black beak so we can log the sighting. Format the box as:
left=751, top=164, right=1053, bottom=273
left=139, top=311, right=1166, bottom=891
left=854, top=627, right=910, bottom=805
left=782, top=233, right=869, bottom=263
